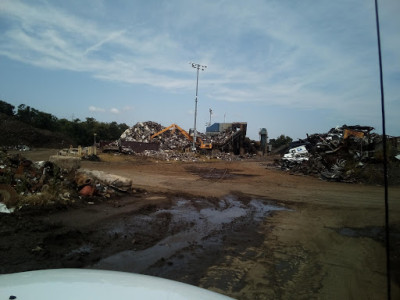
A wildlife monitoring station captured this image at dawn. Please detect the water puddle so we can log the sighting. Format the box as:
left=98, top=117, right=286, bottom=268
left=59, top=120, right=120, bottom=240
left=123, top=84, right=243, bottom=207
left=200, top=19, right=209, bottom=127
left=66, top=244, right=93, bottom=258
left=333, top=226, right=384, bottom=242
left=92, top=195, right=287, bottom=273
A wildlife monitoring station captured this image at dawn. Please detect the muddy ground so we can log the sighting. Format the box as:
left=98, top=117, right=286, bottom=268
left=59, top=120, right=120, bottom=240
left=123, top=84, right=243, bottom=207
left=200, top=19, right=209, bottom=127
left=1, top=149, right=400, bottom=299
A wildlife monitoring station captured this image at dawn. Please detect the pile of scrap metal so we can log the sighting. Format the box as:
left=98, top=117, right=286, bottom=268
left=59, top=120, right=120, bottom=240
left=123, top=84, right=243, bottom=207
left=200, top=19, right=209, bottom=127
left=206, top=122, right=248, bottom=155
left=103, top=121, right=190, bottom=153
left=0, top=150, right=133, bottom=213
left=279, top=125, right=400, bottom=183
left=120, top=121, right=163, bottom=142
left=0, top=151, right=77, bottom=212
left=102, top=121, right=248, bottom=157
left=139, top=149, right=243, bottom=162
left=102, top=121, right=162, bottom=153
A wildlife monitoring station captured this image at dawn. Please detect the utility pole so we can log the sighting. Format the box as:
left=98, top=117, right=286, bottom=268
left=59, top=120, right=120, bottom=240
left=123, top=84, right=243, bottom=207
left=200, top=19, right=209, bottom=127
left=93, top=133, right=97, bottom=155
left=190, top=62, right=207, bottom=151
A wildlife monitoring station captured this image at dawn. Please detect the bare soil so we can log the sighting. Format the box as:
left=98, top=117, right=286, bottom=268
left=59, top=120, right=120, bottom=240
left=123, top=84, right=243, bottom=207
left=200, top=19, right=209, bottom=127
left=1, top=150, right=399, bottom=299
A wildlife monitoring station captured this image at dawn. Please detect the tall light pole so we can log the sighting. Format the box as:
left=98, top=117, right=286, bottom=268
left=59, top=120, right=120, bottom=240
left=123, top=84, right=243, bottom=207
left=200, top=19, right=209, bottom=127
left=190, top=62, right=207, bottom=151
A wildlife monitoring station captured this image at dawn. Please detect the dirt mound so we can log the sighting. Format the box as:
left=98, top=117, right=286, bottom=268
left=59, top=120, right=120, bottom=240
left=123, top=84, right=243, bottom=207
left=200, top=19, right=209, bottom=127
left=0, top=113, right=73, bottom=148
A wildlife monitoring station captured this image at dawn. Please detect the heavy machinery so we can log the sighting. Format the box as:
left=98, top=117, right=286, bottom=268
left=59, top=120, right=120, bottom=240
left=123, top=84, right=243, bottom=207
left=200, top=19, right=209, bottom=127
left=150, top=123, right=212, bottom=150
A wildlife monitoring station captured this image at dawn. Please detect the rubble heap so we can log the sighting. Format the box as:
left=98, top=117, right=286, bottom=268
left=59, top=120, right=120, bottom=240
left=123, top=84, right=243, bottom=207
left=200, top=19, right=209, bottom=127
left=109, top=121, right=240, bottom=153
left=120, top=121, right=163, bottom=143
left=205, top=131, right=233, bottom=147
left=139, top=149, right=243, bottom=162
left=277, top=125, right=400, bottom=184
left=0, top=150, right=133, bottom=213
left=153, top=131, right=192, bottom=150
left=106, top=121, right=192, bottom=151
left=0, top=151, right=77, bottom=210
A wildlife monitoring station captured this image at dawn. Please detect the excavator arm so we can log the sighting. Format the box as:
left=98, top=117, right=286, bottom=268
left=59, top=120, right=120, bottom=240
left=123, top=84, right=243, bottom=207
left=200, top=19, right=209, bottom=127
left=150, top=123, right=212, bottom=150
left=150, top=124, right=191, bottom=140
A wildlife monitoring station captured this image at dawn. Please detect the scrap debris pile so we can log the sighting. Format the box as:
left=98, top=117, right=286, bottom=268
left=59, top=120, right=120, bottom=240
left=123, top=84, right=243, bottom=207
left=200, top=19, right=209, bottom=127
left=278, top=125, right=400, bottom=184
left=120, top=121, right=163, bottom=143
left=0, top=150, right=132, bottom=213
left=106, top=121, right=192, bottom=151
left=104, top=121, right=244, bottom=160
left=138, top=149, right=242, bottom=162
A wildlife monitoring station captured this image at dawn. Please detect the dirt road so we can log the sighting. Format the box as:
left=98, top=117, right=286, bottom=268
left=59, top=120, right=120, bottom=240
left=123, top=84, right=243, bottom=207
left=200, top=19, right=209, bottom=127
left=1, top=151, right=399, bottom=299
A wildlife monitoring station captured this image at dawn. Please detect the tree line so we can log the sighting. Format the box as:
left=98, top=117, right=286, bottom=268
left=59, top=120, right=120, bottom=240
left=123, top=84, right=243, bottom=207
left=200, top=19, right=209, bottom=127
left=269, top=134, right=293, bottom=149
left=0, top=100, right=129, bottom=146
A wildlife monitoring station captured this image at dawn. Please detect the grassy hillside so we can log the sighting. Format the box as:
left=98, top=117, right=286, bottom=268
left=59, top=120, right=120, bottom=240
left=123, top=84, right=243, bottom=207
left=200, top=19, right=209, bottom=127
left=0, top=113, right=74, bottom=148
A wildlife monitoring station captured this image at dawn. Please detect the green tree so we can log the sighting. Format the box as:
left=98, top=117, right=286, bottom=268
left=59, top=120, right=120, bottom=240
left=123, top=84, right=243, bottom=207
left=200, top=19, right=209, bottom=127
left=118, top=123, right=129, bottom=135
left=57, top=118, right=72, bottom=134
left=16, top=104, right=32, bottom=123
left=31, top=108, right=58, bottom=130
left=1, top=100, right=128, bottom=146
left=108, top=121, right=122, bottom=140
left=0, top=100, right=15, bottom=116
left=269, top=134, right=293, bottom=149
left=94, top=122, right=109, bottom=141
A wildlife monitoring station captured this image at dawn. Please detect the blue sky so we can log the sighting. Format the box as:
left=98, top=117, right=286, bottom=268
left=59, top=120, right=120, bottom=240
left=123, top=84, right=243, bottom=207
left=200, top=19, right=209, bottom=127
left=0, top=0, right=399, bottom=140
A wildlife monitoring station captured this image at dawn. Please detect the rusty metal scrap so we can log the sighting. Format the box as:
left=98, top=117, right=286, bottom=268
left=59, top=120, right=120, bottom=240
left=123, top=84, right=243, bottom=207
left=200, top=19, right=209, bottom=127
left=103, top=121, right=247, bottom=160
left=277, top=124, right=400, bottom=183
left=0, top=150, right=131, bottom=212
left=0, top=151, right=77, bottom=210
left=343, top=129, right=365, bottom=139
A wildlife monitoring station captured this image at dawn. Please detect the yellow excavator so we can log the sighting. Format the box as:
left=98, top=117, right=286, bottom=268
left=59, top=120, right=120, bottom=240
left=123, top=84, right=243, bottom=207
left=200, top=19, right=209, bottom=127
left=150, top=123, right=212, bottom=150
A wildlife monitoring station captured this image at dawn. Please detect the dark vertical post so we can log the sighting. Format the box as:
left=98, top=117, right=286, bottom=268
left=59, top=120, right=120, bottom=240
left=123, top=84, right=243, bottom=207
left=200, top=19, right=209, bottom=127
left=374, top=0, right=390, bottom=299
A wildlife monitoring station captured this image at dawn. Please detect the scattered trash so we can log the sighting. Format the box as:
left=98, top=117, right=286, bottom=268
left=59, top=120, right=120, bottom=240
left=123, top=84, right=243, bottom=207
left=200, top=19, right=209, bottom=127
left=17, top=145, right=30, bottom=152
left=76, top=169, right=132, bottom=192
left=0, top=202, right=14, bottom=214
left=31, top=246, right=43, bottom=253
left=0, top=149, right=132, bottom=212
left=79, top=185, right=95, bottom=197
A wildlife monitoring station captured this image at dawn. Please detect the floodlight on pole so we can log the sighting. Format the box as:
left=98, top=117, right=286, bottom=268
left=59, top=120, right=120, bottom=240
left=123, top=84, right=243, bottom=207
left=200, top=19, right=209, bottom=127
left=190, top=62, right=207, bottom=151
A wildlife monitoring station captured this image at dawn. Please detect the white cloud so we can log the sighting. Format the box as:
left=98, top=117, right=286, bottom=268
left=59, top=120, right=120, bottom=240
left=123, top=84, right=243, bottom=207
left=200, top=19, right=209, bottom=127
left=89, top=106, right=124, bottom=115
left=89, top=106, right=105, bottom=112
left=0, top=0, right=191, bottom=88
left=0, top=0, right=399, bottom=135
left=84, top=30, right=126, bottom=56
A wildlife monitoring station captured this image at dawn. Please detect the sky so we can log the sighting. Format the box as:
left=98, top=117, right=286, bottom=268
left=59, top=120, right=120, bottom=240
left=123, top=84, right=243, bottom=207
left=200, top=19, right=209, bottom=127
left=0, top=0, right=399, bottom=141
